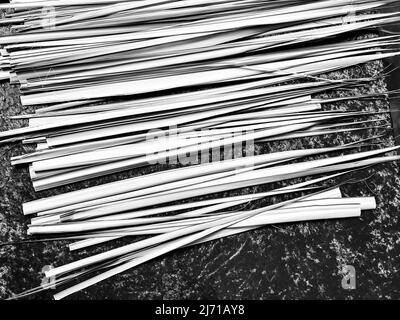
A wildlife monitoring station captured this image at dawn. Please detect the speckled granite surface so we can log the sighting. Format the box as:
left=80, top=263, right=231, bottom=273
left=0, top=23, right=400, bottom=300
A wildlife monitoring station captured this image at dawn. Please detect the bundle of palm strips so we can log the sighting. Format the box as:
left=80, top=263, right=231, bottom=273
left=0, top=0, right=400, bottom=299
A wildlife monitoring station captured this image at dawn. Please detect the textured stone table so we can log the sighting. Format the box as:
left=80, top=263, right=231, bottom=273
left=0, top=22, right=399, bottom=299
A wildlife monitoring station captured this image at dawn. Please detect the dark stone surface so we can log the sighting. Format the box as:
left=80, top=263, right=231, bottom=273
left=0, top=24, right=399, bottom=299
